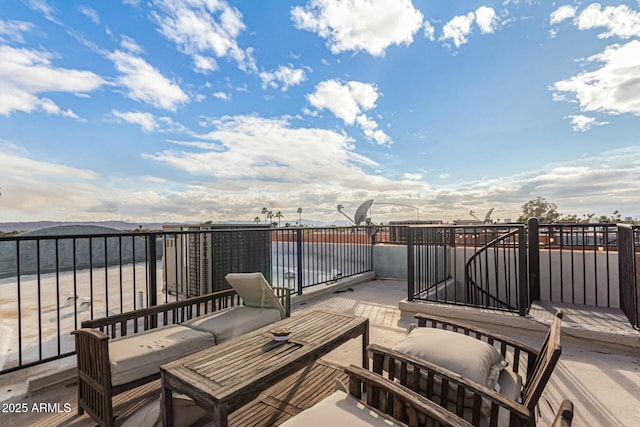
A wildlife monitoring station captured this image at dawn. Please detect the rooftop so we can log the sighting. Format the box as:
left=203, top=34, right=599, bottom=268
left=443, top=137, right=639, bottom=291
left=1, top=278, right=639, bottom=426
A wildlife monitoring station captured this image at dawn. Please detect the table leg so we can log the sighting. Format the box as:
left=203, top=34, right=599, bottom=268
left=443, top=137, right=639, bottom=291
left=362, top=320, right=369, bottom=369
left=161, top=384, right=174, bottom=427
left=212, top=404, right=229, bottom=427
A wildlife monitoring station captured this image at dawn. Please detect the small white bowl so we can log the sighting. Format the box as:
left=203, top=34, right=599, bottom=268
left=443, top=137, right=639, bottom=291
left=270, top=328, right=291, bottom=342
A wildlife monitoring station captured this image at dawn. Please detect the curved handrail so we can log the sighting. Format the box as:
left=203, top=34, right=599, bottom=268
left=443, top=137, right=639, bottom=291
left=465, top=228, right=519, bottom=310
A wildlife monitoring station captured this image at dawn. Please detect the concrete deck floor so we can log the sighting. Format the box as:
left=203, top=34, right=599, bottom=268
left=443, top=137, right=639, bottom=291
left=1, top=278, right=640, bottom=426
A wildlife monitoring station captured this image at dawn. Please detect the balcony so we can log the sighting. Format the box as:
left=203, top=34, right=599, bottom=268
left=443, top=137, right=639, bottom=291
left=0, top=222, right=639, bottom=426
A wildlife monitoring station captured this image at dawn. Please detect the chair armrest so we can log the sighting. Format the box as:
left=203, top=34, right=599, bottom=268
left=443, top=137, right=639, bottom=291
left=368, top=343, right=531, bottom=426
left=551, top=400, right=574, bottom=427
left=72, top=327, right=109, bottom=341
left=346, top=365, right=474, bottom=427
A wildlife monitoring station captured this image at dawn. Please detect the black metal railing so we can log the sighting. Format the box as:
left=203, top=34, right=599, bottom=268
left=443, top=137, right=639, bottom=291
left=0, top=226, right=373, bottom=375
left=527, top=220, right=619, bottom=308
left=407, top=225, right=528, bottom=315
left=0, top=231, right=162, bottom=374
left=617, top=224, right=639, bottom=328
left=465, top=227, right=527, bottom=314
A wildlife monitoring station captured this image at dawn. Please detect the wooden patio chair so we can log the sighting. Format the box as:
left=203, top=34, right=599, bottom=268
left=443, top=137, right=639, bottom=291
left=279, top=365, right=475, bottom=427
left=368, top=311, right=563, bottom=426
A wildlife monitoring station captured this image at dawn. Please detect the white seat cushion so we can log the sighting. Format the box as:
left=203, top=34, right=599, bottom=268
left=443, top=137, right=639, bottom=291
left=491, top=369, right=523, bottom=427
left=182, top=306, right=282, bottom=343
left=392, top=327, right=505, bottom=387
left=279, top=390, right=403, bottom=427
left=225, top=272, right=286, bottom=318
left=109, top=325, right=214, bottom=387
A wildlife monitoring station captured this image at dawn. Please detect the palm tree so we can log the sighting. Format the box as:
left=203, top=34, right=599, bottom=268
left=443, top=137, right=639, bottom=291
left=253, top=216, right=261, bottom=224
left=267, top=210, right=274, bottom=226
left=261, top=207, right=268, bottom=224
left=297, top=207, right=302, bottom=226
left=275, top=211, right=283, bottom=227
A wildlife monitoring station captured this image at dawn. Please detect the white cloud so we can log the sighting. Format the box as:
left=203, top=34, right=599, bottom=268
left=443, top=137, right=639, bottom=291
left=424, top=21, right=435, bottom=41
left=0, top=143, right=98, bottom=181
left=79, top=6, right=100, bottom=24
left=441, top=12, right=475, bottom=47
left=151, top=0, right=257, bottom=73
left=193, top=55, right=218, bottom=73
left=145, top=115, right=381, bottom=182
left=108, top=50, right=189, bottom=111
left=0, top=45, right=104, bottom=116
left=307, top=80, right=391, bottom=145
left=440, top=7, right=500, bottom=47
left=39, top=98, right=83, bottom=121
left=439, top=173, right=450, bottom=179
left=565, top=114, right=609, bottom=132
left=112, top=110, right=159, bottom=132
left=291, top=0, right=424, bottom=56
left=552, top=41, right=640, bottom=116
left=120, top=35, right=143, bottom=54
left=550, top=5, right=577, bottom=25
left=403, top=173, right=422, bottom=180
left=307, top=80, right=377, bottom=125
left=0, top=19, right=33, bottom=43
left=23, top=0, right=57, bottom=22
left=355, top=115, right=391, bottom=145
left=576, top=3, right=640, bottom=39
left=259, top=65, right=307, bottom=91
left=475, top=6, right=498, bottom=34
left=212, top=91, right=231, bottom=101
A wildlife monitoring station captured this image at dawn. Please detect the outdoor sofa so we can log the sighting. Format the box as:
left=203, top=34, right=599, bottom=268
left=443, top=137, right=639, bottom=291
left=73, top=272, right=292, bottom=427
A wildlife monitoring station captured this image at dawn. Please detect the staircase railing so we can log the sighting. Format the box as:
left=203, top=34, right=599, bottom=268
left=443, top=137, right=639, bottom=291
left=464, top=227, right=528, bottom=314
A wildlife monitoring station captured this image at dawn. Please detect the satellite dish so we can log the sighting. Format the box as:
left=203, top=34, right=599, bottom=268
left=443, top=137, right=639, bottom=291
left=354, top=200, right=374, bottom=225
left=483, top=208, right=495, bottom=224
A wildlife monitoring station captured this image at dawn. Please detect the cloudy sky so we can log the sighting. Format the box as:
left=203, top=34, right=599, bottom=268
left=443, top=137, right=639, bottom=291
left=1, top=0, right=639, bottom=224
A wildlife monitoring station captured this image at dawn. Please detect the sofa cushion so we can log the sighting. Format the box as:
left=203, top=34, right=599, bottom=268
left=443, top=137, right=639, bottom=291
left=491, top=369, right=524, bottom=427
left=225, top=272, right=285, bottom=318
left=109, top=325, right=214, bottom=387
left=392, top=327, right=505, bottom=387
left=182, top=306, right=282, bottom=343
left=279, top=390, right=403, bottom=427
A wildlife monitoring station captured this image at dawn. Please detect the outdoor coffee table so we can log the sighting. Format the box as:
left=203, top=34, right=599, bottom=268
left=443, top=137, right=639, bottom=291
left=160, top=309, right=369, bottom=427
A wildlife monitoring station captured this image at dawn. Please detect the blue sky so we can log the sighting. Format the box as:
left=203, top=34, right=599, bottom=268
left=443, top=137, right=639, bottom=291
left=1, top=0, right=639, bottom=224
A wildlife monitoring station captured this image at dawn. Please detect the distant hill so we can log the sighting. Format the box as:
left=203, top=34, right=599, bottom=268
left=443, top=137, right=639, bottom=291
left=0, top=221, right=170, bottom=233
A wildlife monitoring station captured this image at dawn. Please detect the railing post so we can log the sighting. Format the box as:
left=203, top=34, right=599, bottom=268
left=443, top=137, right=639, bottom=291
left=296, top=229, right=303, bottom=296
left=518, top=225, right=529, bottom=316
left=147, top=234, right=158, bottom=328
left=527, top=217, right=540, bottom=303
left=407, top=227, right=414, bottom=301
left=618, top=225, right=639, bottom=328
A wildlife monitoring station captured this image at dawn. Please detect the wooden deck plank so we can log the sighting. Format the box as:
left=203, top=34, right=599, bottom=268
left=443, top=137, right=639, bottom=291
left=31, top=380, right=161, bottom=427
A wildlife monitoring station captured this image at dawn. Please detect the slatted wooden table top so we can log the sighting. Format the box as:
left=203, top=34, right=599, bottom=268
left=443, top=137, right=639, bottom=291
left=160, top=309, right=369, bottom=427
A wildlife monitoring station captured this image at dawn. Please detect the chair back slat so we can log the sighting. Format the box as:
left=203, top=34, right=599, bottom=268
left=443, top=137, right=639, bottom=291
left=522, top=311, right=563, bottom=409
